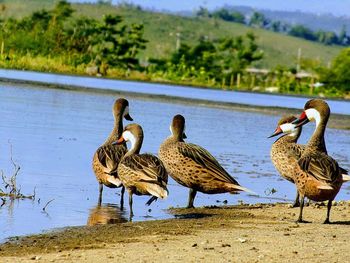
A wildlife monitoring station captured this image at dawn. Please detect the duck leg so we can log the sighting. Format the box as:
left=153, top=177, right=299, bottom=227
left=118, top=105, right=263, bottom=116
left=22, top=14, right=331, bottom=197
left=324, top=200, right=333, bottom=224
left=98, top=183, right=103, bottom=206
left=120, top=186, right=125, bottom=210
left=296, top=194, right=307, bottom=223
left=187, top=189, right=197, bottom=208
left=292, top=191, right=300, bottom=208
left=128, top=190, right=134, bottom=220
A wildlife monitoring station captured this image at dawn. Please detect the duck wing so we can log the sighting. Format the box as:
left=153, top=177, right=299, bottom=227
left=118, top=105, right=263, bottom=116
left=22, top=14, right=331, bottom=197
left=177, top=142, right=239, bottom=185
left=298, top=152, right=340, bottom=183
left=122, top=154, right=168, bottom=186
left=97, top=144, right=127, bottom=176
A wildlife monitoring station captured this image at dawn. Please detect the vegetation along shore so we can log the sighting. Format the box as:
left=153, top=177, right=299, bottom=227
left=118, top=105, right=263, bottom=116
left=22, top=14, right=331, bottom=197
left=0, top=0, right=349, bottom=98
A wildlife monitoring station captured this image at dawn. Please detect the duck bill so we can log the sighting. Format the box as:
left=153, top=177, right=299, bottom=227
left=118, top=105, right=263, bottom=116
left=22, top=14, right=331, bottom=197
left=112, top=136, right=125, bottom=145
left=183, top=132, right=187, bottom=139
left=268, top=127, right=283, bottom=138
left=292, top=111, right=309, bottom=128
left=124, top=113, right=133, bottom=121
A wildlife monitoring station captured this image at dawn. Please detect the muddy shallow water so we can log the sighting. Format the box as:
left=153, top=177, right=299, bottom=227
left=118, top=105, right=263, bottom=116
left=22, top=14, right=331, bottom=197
left=0, top=83, right=349, bottom=242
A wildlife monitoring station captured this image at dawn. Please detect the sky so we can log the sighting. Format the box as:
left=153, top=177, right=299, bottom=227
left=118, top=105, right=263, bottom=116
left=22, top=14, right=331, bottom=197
left=71, top=0, right=350, bottom=17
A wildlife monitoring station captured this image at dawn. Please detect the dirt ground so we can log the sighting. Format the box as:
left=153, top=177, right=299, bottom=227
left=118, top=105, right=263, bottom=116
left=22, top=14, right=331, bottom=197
left=1, top=202, right=350, bottom=262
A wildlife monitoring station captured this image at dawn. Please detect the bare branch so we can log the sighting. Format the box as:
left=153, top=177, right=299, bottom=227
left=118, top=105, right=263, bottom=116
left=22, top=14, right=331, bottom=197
left=42, top=199, right=55, bottom=211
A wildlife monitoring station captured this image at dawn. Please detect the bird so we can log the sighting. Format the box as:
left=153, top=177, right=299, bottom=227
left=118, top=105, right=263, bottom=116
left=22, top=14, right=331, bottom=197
left=92, top=98, right=133, bottom=208
left=115, top=123, right=168, bottom=219
left=291, top=99, right=344, bottom=223
left=269, top=115, right=304, bottom=207
left=158, top=114, right=253, bottom=208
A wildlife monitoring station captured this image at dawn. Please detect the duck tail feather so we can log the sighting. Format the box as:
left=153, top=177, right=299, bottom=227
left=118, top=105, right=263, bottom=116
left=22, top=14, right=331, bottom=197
left=231, top=185, right=257, bottom=195
left=146, top=196, right=158, bottom=206
left=107, top=176, right=122, bottom=187
left=342, top=174, right=350, bottom=182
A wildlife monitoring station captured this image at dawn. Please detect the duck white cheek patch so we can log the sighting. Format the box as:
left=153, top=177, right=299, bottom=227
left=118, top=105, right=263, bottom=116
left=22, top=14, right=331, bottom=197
left=306, top=109, right=321, bottom=127
left=123, top=130, right=136, bottom=150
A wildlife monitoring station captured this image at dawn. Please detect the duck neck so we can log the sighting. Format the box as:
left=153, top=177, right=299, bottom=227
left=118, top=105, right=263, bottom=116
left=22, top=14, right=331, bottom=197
left=105, top=113, right=123, bottom=145
left=307, top=116, right=328, bottom=154
left=125, top=135, right=143, bottom=157
left=174, top=133, right=184, bottom=142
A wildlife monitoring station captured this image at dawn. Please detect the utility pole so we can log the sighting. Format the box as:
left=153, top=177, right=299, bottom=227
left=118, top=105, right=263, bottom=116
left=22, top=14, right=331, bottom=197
left=296, top=47, right=302, bottom=73
left=176, top=32, right=181, bottom=50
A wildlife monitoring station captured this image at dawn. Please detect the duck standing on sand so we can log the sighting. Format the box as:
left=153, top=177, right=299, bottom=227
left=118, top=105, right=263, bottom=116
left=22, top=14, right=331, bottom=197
left=115, top=123, right=168, bottom=218
left=291, top=99, right=344, bottom=223
left=269, top=115, right=305, bottom=207
left=159, top=114, right=253, bottom=208
left=92, top=98, right=133, bottom=207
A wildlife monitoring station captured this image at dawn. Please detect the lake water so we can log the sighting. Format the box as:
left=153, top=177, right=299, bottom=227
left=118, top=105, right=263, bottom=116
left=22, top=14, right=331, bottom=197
left=0, top=69, right=350, bottom=115
left=0, top=82, right=349, bottom=242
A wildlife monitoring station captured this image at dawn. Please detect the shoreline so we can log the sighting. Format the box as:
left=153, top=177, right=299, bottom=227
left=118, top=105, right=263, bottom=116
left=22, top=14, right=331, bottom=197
left=1, top=202, right=350, bottom=262
left=1, top=76, right=350, bottom=130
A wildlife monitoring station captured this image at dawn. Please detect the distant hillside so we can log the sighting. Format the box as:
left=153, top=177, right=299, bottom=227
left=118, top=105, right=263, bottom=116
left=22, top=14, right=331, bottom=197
left=0, top=0, right=343, bottom=68
left=221, top=5, right=350, bottom=34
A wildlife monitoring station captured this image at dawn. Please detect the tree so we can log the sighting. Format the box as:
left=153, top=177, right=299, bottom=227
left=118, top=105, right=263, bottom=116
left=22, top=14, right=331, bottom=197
left=249, top=12, right=269, bottom=28
left=91, top=14, right=147, bottom=70
left=316, top=30, right=338, bottom=45
left=196, top=6, right=210, bottom=18
left=288, top=25, right=317, bottom=41
left=217, top=32, right=263, bottom=77
left=212, top=8, right=245, bottom=24
left=320, top=48, right=350, bottom=93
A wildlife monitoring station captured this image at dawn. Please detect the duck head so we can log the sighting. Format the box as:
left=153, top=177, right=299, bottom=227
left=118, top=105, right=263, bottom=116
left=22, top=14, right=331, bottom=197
left=268, top=115, right=301, bottom=138
left=114, top=124, right=144, bottom=153
left=292, top=99, right=330, bottom=128
left=114, top=98, right=133, bottom=121
left=170, top=114, right=187, bottom=140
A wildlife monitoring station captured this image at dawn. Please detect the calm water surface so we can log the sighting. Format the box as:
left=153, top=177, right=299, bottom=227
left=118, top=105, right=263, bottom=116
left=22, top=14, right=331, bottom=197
left=0, top=83, right=349, bottom=242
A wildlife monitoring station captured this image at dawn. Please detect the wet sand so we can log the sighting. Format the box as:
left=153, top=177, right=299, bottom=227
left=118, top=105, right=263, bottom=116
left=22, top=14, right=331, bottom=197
left=1, top=202, right=350, bottom=262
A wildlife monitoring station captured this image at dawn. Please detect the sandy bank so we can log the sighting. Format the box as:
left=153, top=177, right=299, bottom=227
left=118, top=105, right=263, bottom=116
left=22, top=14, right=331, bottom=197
left=1, top=202, right=350, bottom=262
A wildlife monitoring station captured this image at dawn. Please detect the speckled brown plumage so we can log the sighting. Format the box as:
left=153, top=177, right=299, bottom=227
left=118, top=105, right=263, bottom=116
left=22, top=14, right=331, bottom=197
left=293, top=99, right=343, bottom=223
left=92, top=98, right=133, bottom=207
left=117, top=124, right=168, bottom=218
left=159, top=114, right=251, bottom=208
left=270, top=115, right=304, bottom=207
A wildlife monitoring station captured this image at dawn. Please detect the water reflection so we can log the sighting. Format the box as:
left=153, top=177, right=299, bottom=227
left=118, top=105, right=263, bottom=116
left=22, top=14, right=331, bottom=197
left=87, top=203, right=127, bottom=226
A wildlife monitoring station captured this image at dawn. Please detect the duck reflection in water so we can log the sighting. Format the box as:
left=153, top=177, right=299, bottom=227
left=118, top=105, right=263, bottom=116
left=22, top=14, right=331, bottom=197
left=87, top=203, right=127, bottom=226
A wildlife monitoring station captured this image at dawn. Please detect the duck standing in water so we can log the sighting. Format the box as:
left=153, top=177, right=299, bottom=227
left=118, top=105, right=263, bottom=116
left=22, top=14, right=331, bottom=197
left=92, top=98, right=133, bottom=207
left=292, top=99, right=344, bottom=223
left=269, top=115, right=305, bottom=207
left=115, top=123, right=168, bottom=218
left=159, top=114, right=253, bottom=208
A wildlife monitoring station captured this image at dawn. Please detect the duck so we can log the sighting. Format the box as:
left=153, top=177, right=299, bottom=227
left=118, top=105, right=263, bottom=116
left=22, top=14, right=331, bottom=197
left=115, top=123, right=168, bottom=218
left=158, top=114, right=253, bottom=208
left=269, top=115, right=305, bottom=207
left=92, top=98, right=133, bottom=207
left=291, top=99, right=344, bottom=223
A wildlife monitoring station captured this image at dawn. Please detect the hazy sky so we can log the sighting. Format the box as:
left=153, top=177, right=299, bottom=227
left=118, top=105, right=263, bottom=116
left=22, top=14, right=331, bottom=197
left=76, top=0, right=350, bottom=16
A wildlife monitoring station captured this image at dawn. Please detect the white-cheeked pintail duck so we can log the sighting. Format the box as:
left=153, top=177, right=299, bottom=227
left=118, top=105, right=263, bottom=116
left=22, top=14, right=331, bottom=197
left=158, top=114, right=253, bottom=208
left=269, top=115, right=304, bottom=207
left=92, top=98, right=133, bottom=207
left=292, top=99, right=346, bottom=223
left=115, top=123, right=168, bottom=218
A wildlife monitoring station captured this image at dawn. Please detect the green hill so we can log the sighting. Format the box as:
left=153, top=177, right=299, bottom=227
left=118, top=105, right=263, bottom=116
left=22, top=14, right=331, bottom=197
left=0, top=0, right=342, bottom=69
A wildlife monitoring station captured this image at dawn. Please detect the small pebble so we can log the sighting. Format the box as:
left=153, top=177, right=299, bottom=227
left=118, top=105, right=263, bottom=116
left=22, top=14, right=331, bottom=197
left=238, top=238, right=247, bottom=243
